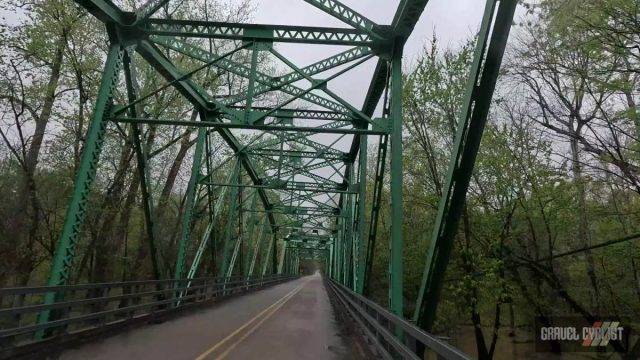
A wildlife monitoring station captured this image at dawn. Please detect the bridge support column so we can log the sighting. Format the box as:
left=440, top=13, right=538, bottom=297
left=185, top=162, right=236, bottom=287
left=174, top=126, right=206, bottom=282
left=344, top=164, right=355, bottom=289
left=355, top=134, right=367, bottom=293
left=261, top=227, right=274, bottom=276
left=123, top=51, right=161, bottom=280
left=278, top=245, right=287, bottom=274
left=363, top=134, right=388, bottom=296
left=413, top=0, right=517, bottom=334
left=219, top=158, right=242, bottom=278
left=226, top=189, right=257, bottom=279
left=389, top=42, right=404, bottom=318
left=38, top=43, right=124, bottom=333
left=247, top=217, right=267, bottom=278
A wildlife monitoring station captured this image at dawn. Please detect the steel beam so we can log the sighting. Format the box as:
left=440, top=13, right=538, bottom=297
left=302, top=0, right=381, bottom=37
left=185, top=166, right=236, bottom=284
left=174, top=127, right=206, bottom=281
left=413, top=0, right=517, bottom=331
left=146, top=19, right=373, bottom=46
left=261, top=231, right=275, bottom=276
left=363, top=135, right=388, bottom=296
left=247, top=218, right=267, bottom=278
left=388, top=43, right=403, bottom=318
left=135, top=0, right=169, bottom=23
left=151, top=36, right=351, bottom=115
left=75, top=0, right=131, bottom=24
left=38, top=43, right=124, bottom=330
left=354, top=134, right=367, bottom=294
left=123, top=50, right=161, bottom=280
left=112, top=117, right=386, bottom=135
left=219, top=159, right=242, bottom=278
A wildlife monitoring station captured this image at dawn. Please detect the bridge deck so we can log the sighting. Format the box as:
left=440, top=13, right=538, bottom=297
left=58, top=273, right=363, bottom=360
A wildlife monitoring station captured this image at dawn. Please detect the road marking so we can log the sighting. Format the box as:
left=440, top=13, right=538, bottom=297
left=216, top=282, right=306, bottom=359
left=194, top=279, right=308, bottom=360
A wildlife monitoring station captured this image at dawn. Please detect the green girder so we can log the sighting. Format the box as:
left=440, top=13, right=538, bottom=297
left=44, top=0, right=512, bottom=347
left=301, top=0, right=382, bottom=37
left=134, top=0, right=169, bottom=23
left=152, top=36, right=352, bottom=115
left=174, top=127, right=206, bottom=281
left=123, top=51, right=162, bottom=280
left=219, top=159, right=242, bottom=278
left=413, top=0, right=517, bottom=332
left=146, top=19, right=374, bottom=46
left=38, top=43, right=124, bottom=331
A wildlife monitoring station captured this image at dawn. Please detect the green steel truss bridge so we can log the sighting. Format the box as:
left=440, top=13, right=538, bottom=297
left=0, top=0, right=516, bottom=358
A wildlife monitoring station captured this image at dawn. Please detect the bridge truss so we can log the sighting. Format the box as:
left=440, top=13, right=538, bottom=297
left=42, top=0, right=515, bottom=337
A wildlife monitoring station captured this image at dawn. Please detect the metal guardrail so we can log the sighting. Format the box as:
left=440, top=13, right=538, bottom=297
left=0, top=274, right=293, bottom=356
left=327, top=280, right=471, bottom=360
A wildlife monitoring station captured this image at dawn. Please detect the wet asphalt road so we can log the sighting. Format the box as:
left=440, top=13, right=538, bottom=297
left=58, top=273, right=361, bottom=360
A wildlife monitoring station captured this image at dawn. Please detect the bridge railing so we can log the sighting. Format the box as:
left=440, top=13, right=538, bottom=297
left=0, top=274, right=292, bottom=354
left=327, top=279, right=470, bottom=360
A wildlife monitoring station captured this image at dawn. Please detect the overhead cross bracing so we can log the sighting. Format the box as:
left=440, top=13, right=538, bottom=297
left=46, top=0, right=406, bottom=300
left=37, top=0, right=515, bottom=355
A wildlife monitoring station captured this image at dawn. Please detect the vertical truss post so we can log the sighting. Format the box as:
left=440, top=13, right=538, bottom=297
left=204, top=133, right=215, bottom=233
left=285, top=248, right=291, bottom=275
left=185, top=166, right=236, bottom=286
left=278, top=244, right=287, bottom=274
left=340, top=198, right=348, bottom=284
left=38, top=43, right=123, bottom=331
left=205, top=133, right=216, bottom=274
left=244, top=41, right=259, bottom=122
left=333, top=224, right=342, bottom=281
left=329, top=241, right=334, bottom=278
left=289, top=249, right=294, bottom=275
left=345, top=164, right=355, bottom=289
left=261, top=227, right=274, bottom=277
left=355, top=134, right=368, bottom=293
left=247, top=217, right=267, bottom=278
left=174, top=126, right=206, bottom=283
left=242, top=192, right=259, bottom=275
left=363, top=134, right=388, bottom=296
left=389, top=44, right=404, bottom=318
left=225, top=189, right=255, bottom=279
left=340, top=217, right=347, bottom=286
left=219, top=158, right=242, bottom=278
left=327, top=249, right=331, bottom=275
left=413, top=0, right=517, bottom=332
left=272, top=229, right=278, bottom=274
left=340, top=216, right=348, bottom=285
left=123, top=50, right=161, bottom=280
left=335, top=233, right=341, bottom=281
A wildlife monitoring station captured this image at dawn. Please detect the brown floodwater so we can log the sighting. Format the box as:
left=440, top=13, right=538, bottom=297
left=436, top=325, right=629, bottom=360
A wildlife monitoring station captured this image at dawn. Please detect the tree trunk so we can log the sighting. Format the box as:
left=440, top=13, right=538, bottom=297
left=91, top=141, right=134, bottom=282
left=569, top=131, right=600, bottom=313
left=156, top=128, right=194, bottom=217
left=25, top=35, right=65, bottom=174
left=7, top=33, right=66, bottom=287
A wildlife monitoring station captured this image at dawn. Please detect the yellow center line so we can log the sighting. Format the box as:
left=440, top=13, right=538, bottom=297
left=194, top=278, right=310, bottom=360
left=216, top=282, right=306, bottom=359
